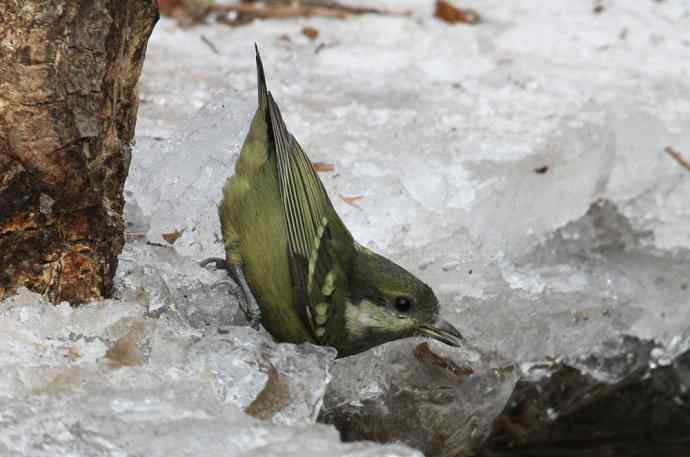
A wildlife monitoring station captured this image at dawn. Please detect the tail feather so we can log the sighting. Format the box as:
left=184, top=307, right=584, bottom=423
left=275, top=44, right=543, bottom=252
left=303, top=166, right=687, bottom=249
left=255, top=44, right=268, bottom=110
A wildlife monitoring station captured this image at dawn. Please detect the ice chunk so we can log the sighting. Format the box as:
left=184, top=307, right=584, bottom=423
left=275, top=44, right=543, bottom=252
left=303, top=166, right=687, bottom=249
left=477, top=336, right=690, bottom=455
left=432, top=200, right=690, bottom=363
left=0, top=290, right=412, bottom=457
left=123, top=190, right=151, bottom=239
left=115, top=240, right=241, bottom=330
left=0, top=289, right=144, bottom=370
left=321, top=340, right=517, bottom=456
left=0, top=381, right=421, bottom=457
left=185, top=327, right=336, bottom=425
left=322, top=200, right=690, bottom=453
left=128, top=90, right=255, bottom=260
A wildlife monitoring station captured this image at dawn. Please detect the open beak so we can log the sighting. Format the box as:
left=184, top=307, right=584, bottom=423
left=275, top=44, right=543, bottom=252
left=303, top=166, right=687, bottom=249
left=418, top=318, right=464, bottom=347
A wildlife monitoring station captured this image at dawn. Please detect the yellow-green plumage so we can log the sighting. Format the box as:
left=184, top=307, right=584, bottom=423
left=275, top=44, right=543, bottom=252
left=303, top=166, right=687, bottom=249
left=217, top=47, right=463, bottom=357
left=219, top=60, right=310, bottom=344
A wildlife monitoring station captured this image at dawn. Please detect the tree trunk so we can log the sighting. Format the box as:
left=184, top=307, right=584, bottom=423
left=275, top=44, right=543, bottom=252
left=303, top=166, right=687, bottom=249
left=0, top=1, right=159, bottom=304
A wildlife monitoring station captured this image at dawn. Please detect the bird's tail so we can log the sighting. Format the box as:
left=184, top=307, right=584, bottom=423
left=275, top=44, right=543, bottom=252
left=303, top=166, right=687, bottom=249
left=255, top=44, right=268, bottom=111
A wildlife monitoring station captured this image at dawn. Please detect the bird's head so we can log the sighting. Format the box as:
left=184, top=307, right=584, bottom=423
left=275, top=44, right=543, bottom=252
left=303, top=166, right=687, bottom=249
left=336, top=245, right=463, bottom=356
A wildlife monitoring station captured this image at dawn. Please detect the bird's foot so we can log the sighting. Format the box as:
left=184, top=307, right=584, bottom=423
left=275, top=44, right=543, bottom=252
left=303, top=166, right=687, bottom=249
left=202, top=258, right=261, bottom=330
left=210, top=284, right=260, bottom=329
left=200, top=257, right=228, bottom=271
left=230, top=264, right=262, bottom=330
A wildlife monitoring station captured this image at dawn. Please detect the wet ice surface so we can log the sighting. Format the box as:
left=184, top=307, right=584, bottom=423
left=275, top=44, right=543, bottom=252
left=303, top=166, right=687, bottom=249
left=4, top=0, right=690, bottom=455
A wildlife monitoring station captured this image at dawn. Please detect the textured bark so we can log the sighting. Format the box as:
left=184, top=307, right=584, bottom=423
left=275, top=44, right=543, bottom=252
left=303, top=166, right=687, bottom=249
left=0, top=1, right=158, bottom=303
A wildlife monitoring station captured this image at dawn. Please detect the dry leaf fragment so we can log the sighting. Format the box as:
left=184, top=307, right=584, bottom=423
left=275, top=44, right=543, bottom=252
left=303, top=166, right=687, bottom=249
left=162, top=228, right=185, bottom=245
left=340, top=194, right=364, bottom=208
left=302, top=26, right=319, bottom=40
left=414, top=342, right=474, bottom=377
left=315, top=40, right=340, bottom=54
left=312, top=162, right=335, bottom=172
left=245, top=365, right=290, bottom=420
left=158, top=0, right=184, bottom=16
left=434, top=0, right=480, bottom=25
left=105, top=320, right=150, bottom=368
left=159, top=0, right=212, bottom=26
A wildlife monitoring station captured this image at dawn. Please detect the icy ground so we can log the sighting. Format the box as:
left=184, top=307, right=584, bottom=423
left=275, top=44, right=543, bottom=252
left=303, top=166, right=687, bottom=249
left=3, top=1, right=690, bottom=455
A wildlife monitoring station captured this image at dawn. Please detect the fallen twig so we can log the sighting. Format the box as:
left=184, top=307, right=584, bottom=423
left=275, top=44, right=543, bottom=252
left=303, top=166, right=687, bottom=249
left=312, top=162, right=335, bottom=172
left=314, top=40, right=339, bottom=54
left=200, top=35, right=220, bottom=55
left=212, top=1, right=410, bottom=26
left=665, top=146, right=690, bottom=172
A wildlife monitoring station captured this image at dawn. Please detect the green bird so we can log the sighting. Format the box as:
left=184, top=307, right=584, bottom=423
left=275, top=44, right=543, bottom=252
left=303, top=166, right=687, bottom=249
left=203, top=46, right=463, bottom=357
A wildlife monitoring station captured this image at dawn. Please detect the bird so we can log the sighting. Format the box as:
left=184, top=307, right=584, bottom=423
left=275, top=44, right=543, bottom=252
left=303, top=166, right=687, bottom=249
left=202, top=46, right=463, bottom=357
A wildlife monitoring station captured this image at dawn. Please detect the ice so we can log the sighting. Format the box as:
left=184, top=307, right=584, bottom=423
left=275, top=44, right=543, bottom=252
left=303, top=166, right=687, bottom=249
left=0, top=290, right=419, bottom=456
left=478, top=336, right=690, bottom=455
left=321, top=340, right=518, bottom=456
left=0, top=384, right=420, bottom=457
left=128, top=2, right=690, bottom=454
left=184, top=328, right=336, bottom=425
left=114, top=240, right=241, bottom=329
left=444, top=200, right=690, bottom=363
left=3, top=0, right=690, bottom=455
left=321, top=196, right=690, bottom=454
left=133, top=5, right=690, bottom=261
left=127, top=92, right=254, bottom=259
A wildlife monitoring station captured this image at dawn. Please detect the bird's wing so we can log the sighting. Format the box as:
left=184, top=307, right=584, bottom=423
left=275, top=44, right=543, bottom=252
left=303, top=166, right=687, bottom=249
left=266, top=92, right=352, bottom=341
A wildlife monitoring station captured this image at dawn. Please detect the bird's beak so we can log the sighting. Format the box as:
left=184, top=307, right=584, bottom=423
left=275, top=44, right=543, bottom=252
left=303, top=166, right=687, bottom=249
left=418, top=318, right=464, bottom=347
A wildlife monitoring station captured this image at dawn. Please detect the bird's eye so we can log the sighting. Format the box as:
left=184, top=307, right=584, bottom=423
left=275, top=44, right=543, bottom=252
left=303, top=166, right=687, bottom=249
left=393, top=296, right=413, bottom=313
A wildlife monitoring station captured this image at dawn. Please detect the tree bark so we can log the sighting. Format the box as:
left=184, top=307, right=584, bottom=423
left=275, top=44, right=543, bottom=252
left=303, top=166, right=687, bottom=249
left=0, top=1, right=158, bottom=304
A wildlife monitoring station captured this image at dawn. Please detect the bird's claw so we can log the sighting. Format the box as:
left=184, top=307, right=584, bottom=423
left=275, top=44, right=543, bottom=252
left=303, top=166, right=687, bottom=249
left=245, top=312, right=262, bottom=330
left=211, top=279, right=238, bottom=290
left=200, top=257, right=228, bottom=271
left=236, top=280, right=262, bottom=330
left=236, top=293, right=261, bottom=329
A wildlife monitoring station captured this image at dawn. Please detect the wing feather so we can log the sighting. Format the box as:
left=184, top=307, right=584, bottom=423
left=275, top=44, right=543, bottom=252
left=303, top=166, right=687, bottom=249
left=266, top=93, right=351, bottom=339
left=268, top=93, right=330, bottom=259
